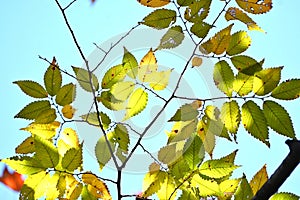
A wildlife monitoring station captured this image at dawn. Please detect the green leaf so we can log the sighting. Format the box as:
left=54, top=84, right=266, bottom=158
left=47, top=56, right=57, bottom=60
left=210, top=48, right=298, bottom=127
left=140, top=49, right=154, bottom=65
left=62, top=146, right=83, bottom=171
left=168, top=119, right=198, bottom=143
left=114, top=124, right=130, bottom=153
left=169, top=158, right=190, bottom=179
left=110, top=81, right=135, bottom=101
left=263, top=100, right=295, bottom=138
left=20, top=184, right=35, bottom=200
left=219, top=179, right=241, bottom=198
left=271, top=79, right=300, bottom=100
left=123, top=88, right=148, bottom=120
left=220, top=100, right=241, bottom=134
left=14, top=100, right=51, bottom=120
left=35, top=136, right=59, bottom=168
left=81, top=185, right=97, bottom=200
left=183, top=133, right=204, bottom=170
left=72, top=66, right=99, bottom=92
left=184, top=0, right=212, bottom=22
left=234, top=177, right=253, bottom=200
left=253, top=67, right=282, bottom=96
left=35, top=108, right=57, bottom=124
left=250, top=165, right=268, bottom=195
left=177, top=0, right=193, bottom=6
left=141, top=9, right=176, bottom=29
left=199, top=159, right=239, bottom=179
left=227, top=31, right=251, bottom=56
left=270, top=192, right=300, bottom=200
left=197, top=119, right=216, bottom=156
left=178, top=190, right=198, bottom=200
left=191, top=174, right=219, bottom=196
left=123, top=47, right=138, bottom=79
left=233, top=72, right=254, bottom=96
left=15, top=136, right=35, bottom=154
left=98, top=91, right=126, bottom=111
left=1, top=156, right=46, bottom=175
left=142, top=170, right=167, bottom=198
left=13, top=80, right=48, bottom=98
left=168, top=103, right=199, bottom=122
left=213, top=60, right=234, bottom=96
left=235, top=0, right=272, bottom=14
left=219, top=149, right=238, bottom=164
left=80, top=112, right=111, bottom=129
left=55, top=83, right=76, bottom=106
left=20, top=121, right=60, bottom=139
left=143, top=69, right=172, bottom=90
left=241, top=100, right=269, bottom=146
left=95, top=133, right=116, bottom=170
left=191, top=22, right=212, bottom=38
left=101, top=64, right=126, bottom=89
left=231, top=55, right=263, bottom=75
left=44, top=64, right=62, bottom=96
left=157, top=25, right=185, bottom=50
left=158, top=143, right=180, bottom=165
left=156, top=174, right=177, bottom=200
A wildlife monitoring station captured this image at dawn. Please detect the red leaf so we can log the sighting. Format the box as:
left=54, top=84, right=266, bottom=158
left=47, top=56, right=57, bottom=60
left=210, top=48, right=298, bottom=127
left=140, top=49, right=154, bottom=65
left=0, top=165, right=24, bottom=192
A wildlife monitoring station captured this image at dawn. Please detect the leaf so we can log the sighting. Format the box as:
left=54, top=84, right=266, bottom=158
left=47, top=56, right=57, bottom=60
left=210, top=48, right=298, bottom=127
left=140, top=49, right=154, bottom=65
left=144, top=69, right=172, bottom=90
left=270, top=192, right=300, bottom=200
left=231, top=55, right=263, bottom=75
left=65, top=175, right=83, bottom=199
left=14, top=100, right=51, bottom=120
left=142, top=170, right=167, bottom=197
left=191, top=21, right=212, bottom=38
left=235, top=0, right=272, bottom=14
left=123, top=47, right=138, bottom=79
left=34, top=108, right=57, bottom=124
left=81, top=185, right=97, bottom=200
left=191, top=174, right=219, bottom=196
left=199, top=159, right=239, bottom=179
left=177, top=0, right=193, bottom=6
left=81, top=112, right=111, bottom=129
left=101, top=64, right=126, bottom=89
left=253, top=67, right=282, bottom=95
left=227, top=31, right=251, bottom=56
left=123, top=88, right=148, bottom=120
left=250, top=165, right=268, bottom=195
left=197, top=119, right=216, bottom=156
left=110, top=81, right=135, bottom=101
left=156, top=174, right=177, bottom=200
left=95, top=133, right=116, bottom=170
left=140, top=9, right=176, bottom=29
left=1, top=156, right=45, bottom=175
left=15, top=136, right=35, bottom=154
left=114, top=124, right=130, bottom=153
left=82, top=173, right=112, bottom=200
left=137, top=49, right=158, bottom=82
left=137, top=0, right=170, bottom=8
left=0, top=165, right=24, bottom=192
left=220, top=100, right=241, bottom=134
left=34, top=136, right=59, bottom=168
left=44, top=61, right=62, bottom=96
left=72, top=66, right=99, bottom=92
left=182, top=133, right=204, bottom=169
left=19, top=184, right=34, bottom=199
left=98, top=91, right=126, bottom=111
left=62, top=104, right=76, bottom=119
left=20, top=121, right=60, bottom=139
left=167, top=119, right=198, bottom=143
left=263, top=100, right=295, bottom=138
left=200, top=24, right=233, bottom=55
left=57, top=128, right=80, bottom=155
left=233, top=72, right=254, bottom=96
left=55, top=83, right=76, bottom=106
left=225, top=7, right=264, bottom=32
left=157, top=25, right=185, bottom=50
left=158, top=143, right=180, bottom=165
left=184, top=0, right=212, bottom=22
left=13, top=80, right=48, bottom=98
left=178, top=189, right=198, bottom=200
left=213, top=60, right=234, bottom=96
left=62, top=146, right=83, bottom=171
left=234, top=176, right=253, bottom=200
left=192, top=56, right=203, bottom=67
left=241, top=100, right=269, bottom=146
left=219, top=179, right=240, bottom=198
left=168, top=103, right=199, bottom=121
left=271, top=79, right=300, bottom=100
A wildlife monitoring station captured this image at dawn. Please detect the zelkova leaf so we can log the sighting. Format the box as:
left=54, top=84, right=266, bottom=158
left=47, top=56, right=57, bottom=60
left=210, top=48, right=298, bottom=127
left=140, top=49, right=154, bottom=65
left=177, top=0, right=193, bottom=6
left=191, top=22, right=212, bottom=39
left=80, top=112, right=111, bottom=129
left=225, top=7, right=264, bottom=32
left=199, top=159, right=239, bottom=179
left=82, top=173, right=112, bottom=200
left=156, top=174, right=177, bottom=200
left=95, top=132, right=115, bottom=170
left=234, top=176, right=254, bottom=200
left=219, top=179, right=241, bottom=199
left=57, top=128, right=80, bottom=156
left=15, top=136, right=35, bottom=154
left=250, top=165, right=268, bottom=195
left=123, top=88, right=148, bottom=120
left=157, top=25, right=184, bottom=50
left=55, top=83, right=76, bottom=106
left=98, top=91, right=126, bottom=111
left=65, top=175, right=83, bottom=199
left=114, top=124, right=130, bottom=153
left=144, top=69, right=172, bottom=90
left=34, top=108, right=57, bottom=124
left=213, top=60, right=234, bottom=96
left=14, top=100, right=51, bottom=120
left=191, top=174, right=219, bottom=196
left=220, top=100, right=241, bottom=134
left=233, top=72, right=254, bottom=96
left=110, top=81, right=135, bottom=101
left=231, top=55, right=263, bottom=75
left=168, top=102, right=199, bottom=122
left=270, top=192, right=300, bottom=200
left=184, top=0, right=212, bottom=22
left=253, top=67, right=282, bottom=96
left=158, top=143, right=180, bottom=165
left=101, top=64, right=126, bottom=89
left=137, top=49, right=158, bottom=82
left=200, top=24, right=233, bottom=55
left=137, top=0, right=170, bottom=8
left=123, top=47, right=138, bottom=79
left=62, top=146, right=83, bottom=171
left=178, top=190, right=198, bottom=200
left=81, top=185, right=98, bottom=200
left=140, top=9, right=176, bottom=29
left=241, top=100, right=269, bottom=146
left=263, top=100, right=295, bottom=138
left=44, top=62, right=62, bottom=96
left=72, top=66, right=99, bottom=92
left=235, top=0, right=272, bottom=14
left=227, top=31, right=251, bottom=56
left=197, top=119, right=216, bottom=157
left=13, top=80, right=48, bottom=98
left=34, top=136, right=59, bottom=168
left=182, top=133, right=204, bottom=170
left=167, top=119, right=198, bottom=143
left=20, top=121, right=60, bottom=139
left=62, top=104, right=76, bottom=119
left=271, top=79, right=300, bottom=100
left=142, top=170, right=167, bottom=198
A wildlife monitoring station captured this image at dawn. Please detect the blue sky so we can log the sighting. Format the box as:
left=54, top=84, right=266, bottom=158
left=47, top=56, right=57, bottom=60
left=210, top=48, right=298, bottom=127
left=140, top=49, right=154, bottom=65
left=1, top=0, right=300, bottom=199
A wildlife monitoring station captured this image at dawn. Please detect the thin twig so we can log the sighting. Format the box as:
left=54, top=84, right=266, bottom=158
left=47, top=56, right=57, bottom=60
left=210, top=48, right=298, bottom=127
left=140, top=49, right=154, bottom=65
left=63, top=0, right=77, bottom=10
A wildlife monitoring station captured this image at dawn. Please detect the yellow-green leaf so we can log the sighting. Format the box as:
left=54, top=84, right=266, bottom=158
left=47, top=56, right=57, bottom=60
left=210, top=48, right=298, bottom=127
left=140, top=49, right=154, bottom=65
left=20, top=121, right=60, bottom=139
left=62, top=146, right=83, bottom=171
left=220, top=100, right=241, bottom=134
left=57, top=128, right=80, bottom=155
left=35, top=136, right=59, bottom=168
left=123, top=88, right=148, bottom=120
left=156, top=174, right=177, bottom=200
left=235, top=0, right=272, bottom=14
left=227, top=31, right=251, bottom=56
left=95, top=133, right=116, bottom=170
left=263, top=100, right=295, bottom=138
left=250, top=165, right=268, bottom=195
left=81, top=185, right=97, bottom=200
left=231, top=55, right=263, bottom=75
left=233, top=72, right=254, bottom=96
left=158, top=143, right=180, bottom=165
left=101, top=64, right=126, bottom=89
left=157, top=25, right=184, bottom=50
left=65, top=175, right=83, bottom=199
left=191, top=21, right=212, bottom=38
left=241, top=100, right=269, bottom=146
left=15, top=136, right=35, bottom=154
left=137, top=0, right=170, bottom=8
left=253, top=67, right=282, bottom=96
left=184, top=0, right=212, bottom=22
left=199, top=159, right=239, bottom=179
left=35, top=108, right=57, bottom=124
left=182, top=133, right=204, bottom=170
left=168, top=103, right=199, bottom=122
left=110, top=81, right=135, bottom=101
left=213, top=60, right=234, bottom=96
left=271, top=79, right=300, bottom=100
left=144, top=69, right=172, bottom=90
left=197, top=119, right=216, bottom=157
left=270, top=192, right=300, bottom=200
left=72, top=66, right=99, bottom=92
left=142, top=170, right=167, bottom=197
left=114, top=124, right=130, bottom=153
left=123, top=47, right=138, bottom=79
left=191, top=174, right=219, bottom=196
left=13, top=80, right=48, bottom=98
left=15, top=100, right=51, bottom=120
left=167, top=119, right=198, bottom=143
left=98, top=91, right=126, bottom=111
left=138, top=49, right=158, bottom=82
left=234, top=176, right=253, bottom=200
left=219, top=179, right=241, bottom=198
left=80, top=112, right=111, bottom=129
left=141, top=9, right=176, bottom=30
left=44, top=63, right=62, bottom=96
left=55, top=83, right=76, bottom=106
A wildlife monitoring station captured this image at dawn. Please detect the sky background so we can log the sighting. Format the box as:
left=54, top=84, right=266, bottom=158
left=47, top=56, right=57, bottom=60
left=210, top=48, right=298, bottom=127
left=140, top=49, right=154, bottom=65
left=1, top=0, right=300, bottom=199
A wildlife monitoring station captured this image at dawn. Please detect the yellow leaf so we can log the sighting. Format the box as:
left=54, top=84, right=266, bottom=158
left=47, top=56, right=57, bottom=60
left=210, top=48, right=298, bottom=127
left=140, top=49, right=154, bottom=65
left=192, top=56, right=203, bottom=67
left=137, top=0, right=170, bottom=8
left=156, top=174, right=176, bottom=200
left=138, top=49, right=158, bottom=82
left=61, top=104, right=76, bottom=119
left=143, top=69, right=172, bottom=90
left=123, top=88, right=148, bottom=120
left=250, top=165, right=268, bottom=195
left=57, top=128, right=79, bottom=155
left=110, top=81, right=135, bottom=101
left=236, top=0, right=272, bottom=14
left=65, top=175, right=82, bottom=199
left=20, top=121, right=60, bottom=139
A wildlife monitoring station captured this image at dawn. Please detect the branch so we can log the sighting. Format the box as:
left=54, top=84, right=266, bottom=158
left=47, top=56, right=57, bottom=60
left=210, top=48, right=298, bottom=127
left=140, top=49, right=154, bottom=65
left=63, top=0, right=78, bottom=10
